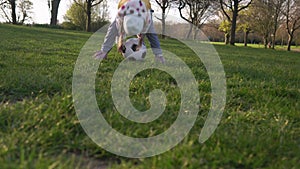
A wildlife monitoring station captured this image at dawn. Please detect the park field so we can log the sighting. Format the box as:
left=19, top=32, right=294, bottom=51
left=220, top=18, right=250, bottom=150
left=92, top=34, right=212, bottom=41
left=0, top=24, right=299, bottom=169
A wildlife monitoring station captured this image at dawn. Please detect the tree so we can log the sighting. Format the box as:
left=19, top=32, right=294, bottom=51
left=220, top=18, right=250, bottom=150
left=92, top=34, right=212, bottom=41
left=9, top=0, right=16, bottom=24
left=17, top=0, right=33, bottom=24
left=248, top=0, right=274, bottom=48
left=48, top=0, right=61, bottom=25
left=283, top=0, right=300, bottom=51
left=74, top=0, right=104, bottom=32
left=269, top=0, right=285, bottom=49
left=0, top=1, right=12, bottom=22
left=65, top=0, right=87, bottom=30
left=0, top=0, right=6, bottom=5
left=237, top=10, right=253, bottom=46
left=64, top=0, right=108, bottom=31
left=178, top=0, right=217, bottom=39
left=154, top=0, right=173, bottom=39
left=219, top=20, right=231, bottom=44
left=238, top=23, right=251, bottom=46
left=219, top=0, right=252, bottom=45
left=0, top=0, right=17, bottom=24
left=97, top=0, right=108, bottom=21
left=0, top=0, right=32, bottom=24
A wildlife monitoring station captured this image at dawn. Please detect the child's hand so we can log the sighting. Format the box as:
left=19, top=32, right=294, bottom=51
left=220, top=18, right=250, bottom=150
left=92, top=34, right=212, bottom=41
left=137, top=34, right=143, bottom=39
left=117, top=34, right=126, bottom=53
left=118, top=44, right=126, bottom=53
left=94, top=50, right=108, bottom=60
left=136, top=34, right=144, bottom=51
left=155, top=54, right=165, bottom=64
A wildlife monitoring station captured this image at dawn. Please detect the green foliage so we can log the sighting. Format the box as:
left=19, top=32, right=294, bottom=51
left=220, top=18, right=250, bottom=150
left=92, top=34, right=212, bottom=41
left=0, top=24, right=299, bottom=169
left=238, top=23, right=251, bottom=33
left=219, top=20, right=231, bottom=34
left=248, top=0, right=274, bottom=37
left=219, top=20, right=231, bottom=44
left=32, top=23, right=63, bottom=29
left=64, top=0, right=87, bottom=31
left=237, top=10, right=252, bottom=34
left=89, top=19, right=109, bottom=32
left=61, top=21, right=82, bottom=31
left=63, top=0, right=109, bottom=31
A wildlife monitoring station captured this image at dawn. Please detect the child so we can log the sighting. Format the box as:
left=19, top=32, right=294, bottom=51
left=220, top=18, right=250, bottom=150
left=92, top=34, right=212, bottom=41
left=94, top=0, right=165, bottom=63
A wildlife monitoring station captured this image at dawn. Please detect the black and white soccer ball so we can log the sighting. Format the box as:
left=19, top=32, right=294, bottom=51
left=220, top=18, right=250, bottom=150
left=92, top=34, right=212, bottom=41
left=122, top=38, right=147, bottom=61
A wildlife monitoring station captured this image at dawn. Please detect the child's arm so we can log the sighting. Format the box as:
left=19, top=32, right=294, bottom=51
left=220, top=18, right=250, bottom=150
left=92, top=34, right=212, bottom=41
left=118, top=33, right=126, bottom=53
left=94, top=21, right=118, bottom=60
left=101, top=20, right=118, bottom=53
left=117, top=18, right=126, bottom=53
left=136, top=33, right=144, bottom=51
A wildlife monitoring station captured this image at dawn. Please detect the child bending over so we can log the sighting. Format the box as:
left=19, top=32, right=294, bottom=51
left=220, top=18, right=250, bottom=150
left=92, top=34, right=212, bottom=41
left=94, top=0, right=165, bottom=63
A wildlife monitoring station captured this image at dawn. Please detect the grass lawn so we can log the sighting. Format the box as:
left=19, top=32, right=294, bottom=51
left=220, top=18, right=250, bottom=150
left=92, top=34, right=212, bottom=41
left=0, top=24, right=299, bottom=169
left=214, top=41, right=300, bottom=51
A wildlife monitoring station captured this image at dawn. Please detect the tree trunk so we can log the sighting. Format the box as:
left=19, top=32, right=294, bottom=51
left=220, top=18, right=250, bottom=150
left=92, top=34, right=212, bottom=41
left=271, top=34, right=276, bottom=49
left=272, top=17, right=278, bottom=49
left=287, top=33, right=293, bottom=51
left=225, top=33, right=230, bottom=45
left=161, top=9, right=166, bottom=39
left=86, top=0, right=92, bottom=32
left=193, top=27, right=199, bottom=40
left=20, top=12, right=26, bottom=24
left=10, top=0, right=17, bottom=24
left=186, top=23, right=193, bottom=39
left=50, top=0, right=61, bottom=25
left=263, top=36, right=268, bottom=49
left=230, top=9, right=238, bottom=45
left=244, top=31, right=249, bottom=47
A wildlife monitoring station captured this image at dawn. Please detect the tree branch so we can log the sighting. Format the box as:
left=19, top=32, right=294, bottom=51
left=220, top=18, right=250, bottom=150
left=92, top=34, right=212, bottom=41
left=155, top=0, right=163, bottom=8
left=0, top=1, right=8, bottom=6
left=91, top=0, right=103, bottom=7
left=154, top=15, right=162, bottom=21
left=73, top=0, right=87, bottom=13
left=238, top=0, right=252, bottom=12
left=285, top=0, right=291, bottom=35
left=0, top=5, right=11, bottom=23
left=178, top=0, right=192, bottom=24
left=219, top=0, right=231, bottom=21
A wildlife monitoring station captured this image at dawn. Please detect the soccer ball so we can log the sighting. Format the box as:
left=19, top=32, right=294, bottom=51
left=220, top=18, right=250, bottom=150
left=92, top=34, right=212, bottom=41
left=122, top=38, right=147, bottom=61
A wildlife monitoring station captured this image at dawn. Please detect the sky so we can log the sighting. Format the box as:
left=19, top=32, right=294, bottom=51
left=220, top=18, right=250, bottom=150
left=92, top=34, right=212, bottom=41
left=31, top=0, right=118, bottom=24
left=0, top=0, right=183, bottom=24
left=31, top=0, right=183, bottom=24
left=31, top=0, right=68, bottom=24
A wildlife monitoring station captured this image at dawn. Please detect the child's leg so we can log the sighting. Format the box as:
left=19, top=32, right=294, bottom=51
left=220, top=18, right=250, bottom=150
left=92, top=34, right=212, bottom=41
left=101, top=20, right=118, bottom=53
left=146, top=20, right=163, bottom=56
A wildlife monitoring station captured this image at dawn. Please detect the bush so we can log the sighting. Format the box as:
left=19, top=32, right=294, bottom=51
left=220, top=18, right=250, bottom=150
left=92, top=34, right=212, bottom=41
left=90, top=20, right=110, bottom=32
left=61, top=21, right=82, bottom=31
left=60, top=20, right=110, bottom=32
left=32, top=24, right=63, bottom=29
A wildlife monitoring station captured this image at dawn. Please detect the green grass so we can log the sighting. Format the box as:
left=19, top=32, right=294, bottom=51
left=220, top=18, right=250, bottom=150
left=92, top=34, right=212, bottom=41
left=214, top=41, right=300, bottom=51
left=1, top=23, right=299, bottom=169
